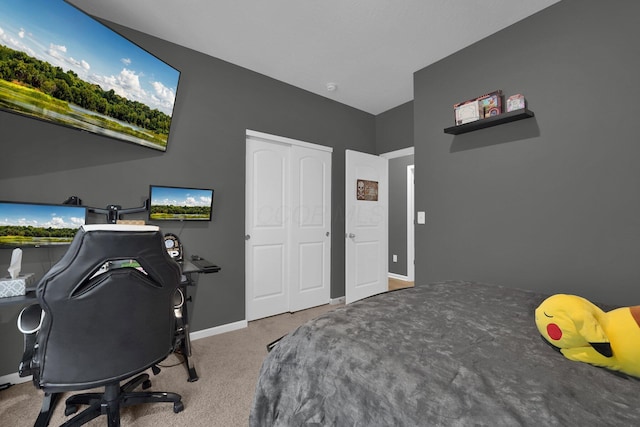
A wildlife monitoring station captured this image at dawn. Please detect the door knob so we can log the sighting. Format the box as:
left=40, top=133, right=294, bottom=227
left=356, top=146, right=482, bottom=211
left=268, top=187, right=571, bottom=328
left=245, top=234, right=251, bottom=240
left=347, top=233, right=356, bottom=238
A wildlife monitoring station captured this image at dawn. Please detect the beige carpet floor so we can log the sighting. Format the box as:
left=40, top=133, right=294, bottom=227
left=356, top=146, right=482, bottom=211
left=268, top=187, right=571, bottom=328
left=0, top=303, right=338, bottom=426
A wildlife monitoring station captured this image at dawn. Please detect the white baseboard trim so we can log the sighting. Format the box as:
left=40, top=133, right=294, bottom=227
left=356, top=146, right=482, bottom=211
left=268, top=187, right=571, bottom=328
left=330, top=296, right=345, bottom=305
left=189, top=319, right=248, bottom=341
left=0, top=372, right=31, bottom=386
left=388, top=272, right=410, bottom=281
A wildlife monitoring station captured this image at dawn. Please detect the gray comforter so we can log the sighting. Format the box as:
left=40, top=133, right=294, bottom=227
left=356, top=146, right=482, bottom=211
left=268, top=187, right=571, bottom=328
left=250, top=281, right=640, bottom=426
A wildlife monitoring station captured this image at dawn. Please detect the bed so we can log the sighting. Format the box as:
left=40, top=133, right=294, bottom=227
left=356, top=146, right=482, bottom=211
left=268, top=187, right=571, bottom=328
left=250, top=281, right=640, bottom=426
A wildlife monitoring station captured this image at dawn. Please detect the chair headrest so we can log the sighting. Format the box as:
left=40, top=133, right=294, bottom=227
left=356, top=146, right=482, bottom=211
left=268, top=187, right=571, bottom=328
left=81, top=224, right=159, bottom=233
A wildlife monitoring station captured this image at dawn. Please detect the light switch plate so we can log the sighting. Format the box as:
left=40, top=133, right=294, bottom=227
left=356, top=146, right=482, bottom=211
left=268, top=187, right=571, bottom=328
left=417, top=211, right=426, bottom=224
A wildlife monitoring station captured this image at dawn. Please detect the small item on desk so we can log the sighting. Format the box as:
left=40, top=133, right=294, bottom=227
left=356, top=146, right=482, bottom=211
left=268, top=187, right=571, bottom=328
left=1, top=248, right=36, bottom=298
left=116, top=219, right=146, bottom=225
left=0, top=273, right=35, bottom=298
left=189, top=256, right=220, bottom=273
left=8, top=248, right=22, bottom=279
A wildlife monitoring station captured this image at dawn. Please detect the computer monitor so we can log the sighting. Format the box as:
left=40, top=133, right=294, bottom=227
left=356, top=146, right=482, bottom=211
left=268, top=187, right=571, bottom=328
left=148, top=185, right=214, bottom=221
left=0, top=200, right=87, bottom=248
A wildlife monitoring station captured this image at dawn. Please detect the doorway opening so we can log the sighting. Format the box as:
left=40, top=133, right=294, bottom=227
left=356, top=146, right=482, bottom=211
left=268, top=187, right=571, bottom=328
left=380, top=148, right=415, bottom=291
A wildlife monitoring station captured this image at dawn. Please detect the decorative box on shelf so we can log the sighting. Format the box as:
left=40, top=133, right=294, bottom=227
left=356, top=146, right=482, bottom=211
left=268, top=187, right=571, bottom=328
left=454, top=99, right=482, bottom=125
left=453, top=90, right=503, bottom=125
left=477, top=90, right=503, bottom=117
left=0, top=273, right=35, bottom=298
left=506, top=94, right=526, bottom=112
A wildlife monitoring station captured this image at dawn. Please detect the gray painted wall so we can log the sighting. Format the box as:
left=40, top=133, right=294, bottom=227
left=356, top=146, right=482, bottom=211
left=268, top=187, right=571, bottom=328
left=376, top=101, right=413, bottom=154
left=414, top=0, right=640, bottom=305
left=0, top=19, right=375, bottom=376
left=376, top=102, right=415, bottom=277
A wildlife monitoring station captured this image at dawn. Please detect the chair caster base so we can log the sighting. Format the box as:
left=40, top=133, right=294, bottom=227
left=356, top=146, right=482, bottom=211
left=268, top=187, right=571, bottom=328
left=64, top=404, right=78, bottom=416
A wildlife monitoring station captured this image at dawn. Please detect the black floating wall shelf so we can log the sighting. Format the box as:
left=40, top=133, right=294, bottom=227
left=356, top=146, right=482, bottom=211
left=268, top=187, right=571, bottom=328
left=444, top=109, right=535, bottom=135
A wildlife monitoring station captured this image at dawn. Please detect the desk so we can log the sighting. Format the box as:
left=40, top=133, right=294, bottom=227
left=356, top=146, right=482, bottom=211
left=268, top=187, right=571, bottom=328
left=181, top=259, right=221, bottom=275
left=0, top=292, right=36, bottom=308
left=0, top=260, right=220, bottom=307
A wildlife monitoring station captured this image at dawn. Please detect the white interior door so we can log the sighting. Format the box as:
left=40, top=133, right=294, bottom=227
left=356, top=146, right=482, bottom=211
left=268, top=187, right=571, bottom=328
left=246, top=138, right=289, bottom=321
left=246, top=130, right=332, bottom=321
left=345, top=149, right=388, bottom=304
left=289, top=145, right=332, bottom=312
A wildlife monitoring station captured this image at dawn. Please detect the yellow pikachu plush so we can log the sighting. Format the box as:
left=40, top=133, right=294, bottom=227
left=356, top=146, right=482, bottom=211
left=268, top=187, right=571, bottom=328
left=535, top=294, right=640, bottom=378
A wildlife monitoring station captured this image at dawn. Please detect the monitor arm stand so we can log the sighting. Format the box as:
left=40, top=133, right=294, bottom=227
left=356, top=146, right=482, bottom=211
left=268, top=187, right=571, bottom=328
left=63, top=196, right=150, bottom=224
left=88, top=199, right=150, bottom=224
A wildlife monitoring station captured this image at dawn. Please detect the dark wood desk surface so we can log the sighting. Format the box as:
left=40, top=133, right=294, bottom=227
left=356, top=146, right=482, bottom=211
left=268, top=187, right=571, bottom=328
left=180, top=259, right=221, bottom=275
left=0, top=292, right=36, bottom=307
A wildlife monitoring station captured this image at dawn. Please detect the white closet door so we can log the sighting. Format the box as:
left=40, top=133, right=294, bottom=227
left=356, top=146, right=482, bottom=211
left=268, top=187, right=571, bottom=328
left=246, top=131, right=332, bottom=321
left=245, top=139, right=290, bottom=321
left=289, top=145, right=332, bottom=312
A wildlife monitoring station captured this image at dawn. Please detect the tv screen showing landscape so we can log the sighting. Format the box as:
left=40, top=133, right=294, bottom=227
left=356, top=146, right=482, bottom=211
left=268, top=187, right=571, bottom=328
left=149, top=185, right=214, bottom=221
left=0, top=201, right=87, bottom=248
left=0, top=0, right=181, bottom=151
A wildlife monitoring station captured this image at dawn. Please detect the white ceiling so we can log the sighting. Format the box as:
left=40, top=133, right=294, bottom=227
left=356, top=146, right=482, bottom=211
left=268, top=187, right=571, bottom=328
left=69, top=0, right=560, bottom=115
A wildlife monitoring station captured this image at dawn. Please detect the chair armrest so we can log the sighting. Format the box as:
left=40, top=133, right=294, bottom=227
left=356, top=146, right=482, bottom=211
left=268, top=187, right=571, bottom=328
left=17, top=304, right=44, bottom=334
left=173, top=288, right=184, bottom=315
left=17, top=304, right=44, bottom=378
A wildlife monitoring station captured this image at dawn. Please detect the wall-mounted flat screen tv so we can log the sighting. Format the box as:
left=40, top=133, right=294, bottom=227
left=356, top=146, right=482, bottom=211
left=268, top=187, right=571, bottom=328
left=149, top=185, right=214, bottom=222
left=0, top=0, right=181, bottom=152
left=0, top=201, right=87, bottom=248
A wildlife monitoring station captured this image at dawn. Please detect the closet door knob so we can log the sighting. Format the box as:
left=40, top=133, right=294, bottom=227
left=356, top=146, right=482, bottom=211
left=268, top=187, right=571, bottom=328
left=245, top=234, right=251, bottom=240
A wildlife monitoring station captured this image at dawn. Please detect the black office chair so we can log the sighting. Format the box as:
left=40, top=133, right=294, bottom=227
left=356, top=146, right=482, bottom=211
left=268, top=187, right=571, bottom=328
left=17, top=224, right=184, bottom=427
